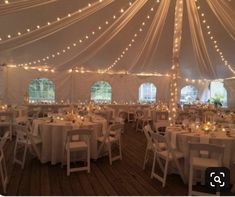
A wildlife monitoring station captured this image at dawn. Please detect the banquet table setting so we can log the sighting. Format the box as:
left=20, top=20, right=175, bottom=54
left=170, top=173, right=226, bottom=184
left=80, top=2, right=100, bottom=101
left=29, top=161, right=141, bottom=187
left=32, top=112, right=108, bottom=164
left=166, top=122, right=235, bottom=184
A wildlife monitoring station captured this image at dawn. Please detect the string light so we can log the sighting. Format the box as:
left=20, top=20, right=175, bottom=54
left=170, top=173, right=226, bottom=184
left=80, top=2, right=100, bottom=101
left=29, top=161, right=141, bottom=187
left=169, top=0, right=184, bottom=125
left=196, top=1, right=235, bottom=75
left=67, top=66, right=170, bottom=77
left=0, top=0, right=104, bottom=42
left=17, top=1, right=135, bottom=68
left=103, top=2, right=161, bottom=73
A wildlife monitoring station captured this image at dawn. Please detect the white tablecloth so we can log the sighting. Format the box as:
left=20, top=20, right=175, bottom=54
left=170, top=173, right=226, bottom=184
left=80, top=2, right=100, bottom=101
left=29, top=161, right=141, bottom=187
left=33, top=117, right=107, bottom=164
left=167, top=127, right=235, bottom=185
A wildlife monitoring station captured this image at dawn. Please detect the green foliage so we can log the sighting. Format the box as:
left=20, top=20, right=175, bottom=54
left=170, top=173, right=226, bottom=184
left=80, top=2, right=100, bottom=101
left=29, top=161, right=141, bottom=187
left=210, top=93, right=224, bottom=107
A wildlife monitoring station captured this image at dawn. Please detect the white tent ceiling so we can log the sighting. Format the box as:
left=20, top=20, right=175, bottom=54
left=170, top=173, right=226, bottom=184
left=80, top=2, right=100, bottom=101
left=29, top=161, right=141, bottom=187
left=0, top=0, right=234, bottom=79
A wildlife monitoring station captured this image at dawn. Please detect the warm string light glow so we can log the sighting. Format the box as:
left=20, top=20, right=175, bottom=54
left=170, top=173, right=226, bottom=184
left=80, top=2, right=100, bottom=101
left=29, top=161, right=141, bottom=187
left=16, top=1, right=135, bottom=70
left=0, top=0, right=104, bottom=43
left=169, top=0, right=183, bottom=126
left=103, top=0, right=161, bottom=73
left=196, top=0, right=235, bottom=75
left=67, top=66, right=170, bottom=77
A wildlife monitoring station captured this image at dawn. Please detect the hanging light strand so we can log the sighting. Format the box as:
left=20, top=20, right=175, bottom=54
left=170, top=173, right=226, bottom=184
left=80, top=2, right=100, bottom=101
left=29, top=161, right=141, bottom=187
left=102, top=0, right=161, bottom=73
left=17, top=0, right=135, bottom=69
left=196, top=0, right=235, bottom=75
left=0, top=0, right=107, bottom=43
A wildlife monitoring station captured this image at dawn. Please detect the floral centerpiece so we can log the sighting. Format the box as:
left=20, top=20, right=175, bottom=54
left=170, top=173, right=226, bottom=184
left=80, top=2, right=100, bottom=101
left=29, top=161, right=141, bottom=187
left=202, top=121, right=216, bottom=134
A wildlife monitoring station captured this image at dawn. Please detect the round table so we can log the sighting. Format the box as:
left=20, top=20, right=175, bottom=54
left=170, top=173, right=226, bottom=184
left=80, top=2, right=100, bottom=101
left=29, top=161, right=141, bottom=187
left=33, top=116, right=107, bottom=164
left=167, top=126, right=235, bottom=185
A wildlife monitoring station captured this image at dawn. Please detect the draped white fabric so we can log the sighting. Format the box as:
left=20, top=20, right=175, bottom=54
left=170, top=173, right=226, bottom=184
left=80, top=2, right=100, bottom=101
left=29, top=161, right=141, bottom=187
left=0, top=0, right=234, bottom=79
left=0, top=0, right=114, bottom=51
left=186, top=0, right=216, bottom=79
left=55, top=0, right=148, bottom=70
left=206, top=0, right=235, bottom=40
left=0, top=0, right=57, bottom=16
left=127, top=0, right=171, bottom=72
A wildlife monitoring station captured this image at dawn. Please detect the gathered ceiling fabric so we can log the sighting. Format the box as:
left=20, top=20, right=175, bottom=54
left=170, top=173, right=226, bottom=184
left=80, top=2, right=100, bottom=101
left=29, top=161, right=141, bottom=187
left=186, top=0, right=216, bottom=79
left=0, top=0, right=57, bottom=16
left=128, top=0, right=170, bottom=72
left=0, top=0, right=234, bottom=78
left=206, top=0, right=235, bottom=40
left=56, top=0, right=148, bottom=70
left=0, top=0, right=114, bottom=51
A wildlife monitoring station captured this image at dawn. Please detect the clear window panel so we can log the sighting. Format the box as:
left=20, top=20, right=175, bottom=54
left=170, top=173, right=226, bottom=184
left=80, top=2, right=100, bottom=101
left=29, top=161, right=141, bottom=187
left=139, top=83, right=157, bottom=103
left=91, top=81, right=112, bottom=103
left=210, top=81, right=227, bottom=107
left=180, top=85, right=198, bottom=104
left=28, top=78, right=55, bottom=103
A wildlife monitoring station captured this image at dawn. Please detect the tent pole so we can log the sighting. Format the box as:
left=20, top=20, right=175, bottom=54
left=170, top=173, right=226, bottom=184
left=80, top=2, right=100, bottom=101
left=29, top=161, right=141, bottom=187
left=169, top=0, right=184, bottom=125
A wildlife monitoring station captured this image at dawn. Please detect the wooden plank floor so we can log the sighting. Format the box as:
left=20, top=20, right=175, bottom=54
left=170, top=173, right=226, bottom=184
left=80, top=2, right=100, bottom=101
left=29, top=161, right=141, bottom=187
left=1, top=123, right=234, bottom=195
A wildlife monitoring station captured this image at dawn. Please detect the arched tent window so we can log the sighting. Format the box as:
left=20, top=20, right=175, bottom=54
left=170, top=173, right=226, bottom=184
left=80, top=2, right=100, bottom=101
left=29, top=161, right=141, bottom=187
left=210, top=81, right=227, bottom=107
left=28, top=78, right=55, bottom=103
left=139, top=82, right=157, bottom=103
left=180, top=85, right=198, bottom=104
left=91, top=81, right=112, bottom=103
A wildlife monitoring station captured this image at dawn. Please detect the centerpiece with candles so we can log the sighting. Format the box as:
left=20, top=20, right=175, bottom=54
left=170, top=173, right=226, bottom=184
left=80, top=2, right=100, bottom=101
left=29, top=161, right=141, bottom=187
left=0, top=104, right=7, bottom=111
left=202, top=121, right=213, bottom=134
left=64, top=110, right=76, bottom=122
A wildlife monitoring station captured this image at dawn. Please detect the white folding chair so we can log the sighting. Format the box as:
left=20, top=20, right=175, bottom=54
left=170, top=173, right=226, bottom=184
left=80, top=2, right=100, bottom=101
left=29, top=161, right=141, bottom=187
left=127, top=108, right=135, bottom=122
left=97, top=123, right=122, bottom=165
left=0, top=112, right=13, bottom=140
left=136, top=110, right=151, bottom=132
left=143, top=125, right=154, bottom=169
left=13, top=123, right=42, bottom=169
left=151, top=133, right=185, bottom=187
left=110, top=117, right=125, bottom=133
left=188, top=142, right=224, bottom=196
left=0, top=131, right=9, bottom=194
left=155, top=112, right=169, bottom=121
left=62, top=129, right=91, bottom=176
left=154, top=120, right=170, bottom=135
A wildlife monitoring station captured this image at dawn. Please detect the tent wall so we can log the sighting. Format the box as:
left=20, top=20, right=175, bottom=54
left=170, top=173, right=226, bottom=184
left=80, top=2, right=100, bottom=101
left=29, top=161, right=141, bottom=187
left=224, top=80, right=235, bottom=109
left=1, top=67, right=234, bottom=109
left=0, top=69, right=5, bottom=101
left=0, top=67, right=171, bottom=105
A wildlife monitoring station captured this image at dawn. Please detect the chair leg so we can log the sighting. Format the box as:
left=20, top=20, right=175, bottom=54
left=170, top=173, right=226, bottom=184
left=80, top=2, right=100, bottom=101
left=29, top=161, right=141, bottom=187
left=174, top=158, right=185, bottom=184
left=67, top=150, right=70, bottom=176
left=13, top=140, right=18, bottom=164
left=135, top=120, right=139, bottom=132
left=157, top=157, right=165, bottom=173
left=162, top=159, right=169, bottom=187
left=108, top=143, right=112, bottom=165
left=143, top=147, right=148, bottom=170
left=188, top=165, right=193, bottom=196
left=87, top=148, right=90, bottom=173
left=119, top=139, right=122, bottom=160
left=2, top=153, right=8, bottom=193
left=0, top=158, right=7, bottom=194
left=151, top=152, right=157, bottom=179
left=22, top=145, right=28, bottom=169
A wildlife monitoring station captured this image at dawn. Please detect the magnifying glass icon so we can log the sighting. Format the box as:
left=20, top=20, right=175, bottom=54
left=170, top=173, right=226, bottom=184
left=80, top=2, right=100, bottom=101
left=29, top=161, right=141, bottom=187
left=214, top=176, right=221, bottom=184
